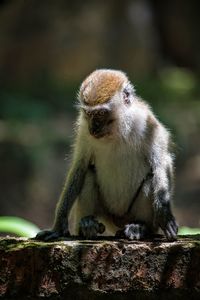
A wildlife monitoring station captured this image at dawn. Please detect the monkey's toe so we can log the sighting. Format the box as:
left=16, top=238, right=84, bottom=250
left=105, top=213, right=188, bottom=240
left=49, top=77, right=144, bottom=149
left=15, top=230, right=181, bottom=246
left=79, top=215, right=105, bottom=239
left=124, top=223, right=147, bottom=240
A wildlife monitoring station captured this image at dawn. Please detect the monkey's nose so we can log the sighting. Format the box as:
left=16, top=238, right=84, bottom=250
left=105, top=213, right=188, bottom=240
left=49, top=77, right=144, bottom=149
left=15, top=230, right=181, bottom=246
left=89, top=123, right=104, bottom=138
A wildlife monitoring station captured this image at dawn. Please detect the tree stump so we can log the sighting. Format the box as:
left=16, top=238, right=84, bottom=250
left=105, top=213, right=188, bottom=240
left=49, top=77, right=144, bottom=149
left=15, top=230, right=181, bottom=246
left=0, top=236, right=200, bottom=299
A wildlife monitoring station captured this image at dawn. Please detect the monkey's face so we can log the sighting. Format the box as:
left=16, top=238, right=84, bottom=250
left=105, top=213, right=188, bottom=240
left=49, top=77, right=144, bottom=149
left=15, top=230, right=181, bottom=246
left=83, top=107, right=114, bottom=139
left=78, top=69, right=136, bottom=139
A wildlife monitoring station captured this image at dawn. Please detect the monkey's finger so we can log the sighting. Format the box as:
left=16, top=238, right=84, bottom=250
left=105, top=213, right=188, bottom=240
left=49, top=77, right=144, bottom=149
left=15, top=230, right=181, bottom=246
left=63, top=229, right=70, bottom=237
left=35, top=230, right=53, bottom=240
left=35, top=229, right=61, bottom=241
left=79, top=224, right=97, bottom=239
left=43, top=231, right=61, bottom=241
left=168, top=227, right=177, bottom=240
left=164, top=229, right=172, bottom=241
left=81, top=226, right=97, bottom=239
left=164, top=223, right=177, bottom=241
left=169, top=223, right=178, bottom=237
left=168, top=219, right=178, bottom=236
left=171, top=220, right=179, bottom=234
left=98, top=222, right=105, bottom=234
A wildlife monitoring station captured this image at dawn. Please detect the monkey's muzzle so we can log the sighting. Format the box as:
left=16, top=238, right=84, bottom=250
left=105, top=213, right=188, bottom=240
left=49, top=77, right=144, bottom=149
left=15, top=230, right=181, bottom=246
left=89, top=120, right=107, bottom=138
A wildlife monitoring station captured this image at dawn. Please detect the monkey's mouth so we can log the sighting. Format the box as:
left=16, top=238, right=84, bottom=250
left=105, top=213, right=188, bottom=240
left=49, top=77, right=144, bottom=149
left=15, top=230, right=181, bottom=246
left=91, top=131, right=108, bottom=139
left=89, top=128, right=110, bottom=139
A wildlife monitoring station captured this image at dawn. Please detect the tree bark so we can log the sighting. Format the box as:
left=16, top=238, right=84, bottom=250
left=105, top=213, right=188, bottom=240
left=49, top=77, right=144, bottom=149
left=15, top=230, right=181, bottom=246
left=0, top=235, right=200, bottom=299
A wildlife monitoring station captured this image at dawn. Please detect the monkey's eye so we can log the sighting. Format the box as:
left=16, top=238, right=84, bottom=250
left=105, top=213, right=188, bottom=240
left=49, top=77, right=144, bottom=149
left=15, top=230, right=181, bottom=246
left=99, top=110, right=105, bottom=116
left=83, top=109, right=92, bottom=117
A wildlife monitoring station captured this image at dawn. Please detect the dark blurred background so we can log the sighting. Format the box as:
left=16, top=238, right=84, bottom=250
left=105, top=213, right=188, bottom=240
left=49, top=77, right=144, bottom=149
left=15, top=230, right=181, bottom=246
left=0, top=0, right=199, bottom=230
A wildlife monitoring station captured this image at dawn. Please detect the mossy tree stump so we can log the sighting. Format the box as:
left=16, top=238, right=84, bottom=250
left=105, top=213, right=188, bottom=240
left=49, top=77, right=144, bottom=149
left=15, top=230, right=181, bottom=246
left=0, top=236, right=200, bottom=299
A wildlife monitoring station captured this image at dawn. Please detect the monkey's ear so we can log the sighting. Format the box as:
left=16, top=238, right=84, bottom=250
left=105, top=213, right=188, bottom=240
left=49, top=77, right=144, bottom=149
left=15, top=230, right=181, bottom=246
left=123, top=85, right=134, bottom=104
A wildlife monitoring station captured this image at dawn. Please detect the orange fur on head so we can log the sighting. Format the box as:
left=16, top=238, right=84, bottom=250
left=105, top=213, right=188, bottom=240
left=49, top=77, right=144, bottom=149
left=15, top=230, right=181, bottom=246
left=79, top=69, right=128, bottom=106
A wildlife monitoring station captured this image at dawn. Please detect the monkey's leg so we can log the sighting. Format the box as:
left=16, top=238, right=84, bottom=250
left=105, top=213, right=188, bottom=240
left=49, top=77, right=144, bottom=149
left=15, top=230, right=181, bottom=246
left=69, top=169, right=106, bottom=239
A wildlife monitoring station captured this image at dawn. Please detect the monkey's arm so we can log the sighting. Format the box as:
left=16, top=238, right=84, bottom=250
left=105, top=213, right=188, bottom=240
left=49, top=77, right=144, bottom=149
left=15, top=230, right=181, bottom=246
left=150, top=134, right=178, bottom=240
left=152, top=164, right=178, bottom=240
left=35, top=160, right=87, bottom=241
left=35, top=132, right=90, bottom=241
left=54, top=161, right=87, bottom=233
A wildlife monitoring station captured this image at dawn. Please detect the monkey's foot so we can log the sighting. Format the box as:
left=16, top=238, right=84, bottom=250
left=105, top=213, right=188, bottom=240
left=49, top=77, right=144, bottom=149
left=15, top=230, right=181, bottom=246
left=35, top=229, right=70, bottom=241
left=79, top=215, right=105, bottom=239
left=116, top=223, right=148, bottom=240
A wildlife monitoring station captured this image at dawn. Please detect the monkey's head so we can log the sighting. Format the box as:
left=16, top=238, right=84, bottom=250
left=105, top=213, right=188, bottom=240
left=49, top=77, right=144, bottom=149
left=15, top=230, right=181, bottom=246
left=78, top=69, right=136, bottom=139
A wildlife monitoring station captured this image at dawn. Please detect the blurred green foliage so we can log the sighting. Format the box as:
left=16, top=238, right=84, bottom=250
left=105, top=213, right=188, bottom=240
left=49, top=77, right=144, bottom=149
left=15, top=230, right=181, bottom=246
left=0, top=80, right=78, bottom=121
left=0, top=216, right=40, bottom=238
left=179, top=227, right=200, bottom=235
left=1, top=67, right=199, bottom=121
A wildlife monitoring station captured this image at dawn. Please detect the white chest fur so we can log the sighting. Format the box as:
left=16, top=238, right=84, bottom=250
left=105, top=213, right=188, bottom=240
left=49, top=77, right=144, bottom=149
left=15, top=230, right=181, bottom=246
left=92, top=139, right=149, bottom=216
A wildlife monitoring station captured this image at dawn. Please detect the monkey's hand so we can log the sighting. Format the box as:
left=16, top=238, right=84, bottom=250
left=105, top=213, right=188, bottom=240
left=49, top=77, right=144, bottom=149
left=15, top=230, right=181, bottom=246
left=35, top=224, right=70, bottom=241
left=154, top=204, right=178, bottom=241
left=79, top=215, right=105, bottom=239
left=116, top=223, right=148, bottom=240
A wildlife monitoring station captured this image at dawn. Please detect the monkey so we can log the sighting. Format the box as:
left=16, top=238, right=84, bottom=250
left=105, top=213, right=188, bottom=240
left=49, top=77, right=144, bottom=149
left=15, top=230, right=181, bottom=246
left=35, top=69, right=178, bottom=242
